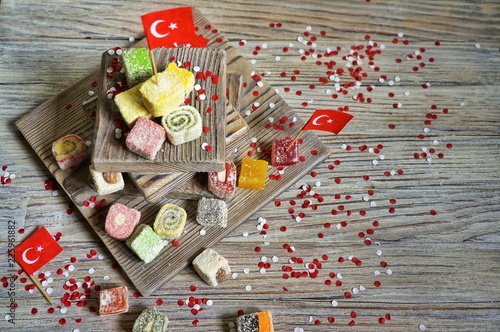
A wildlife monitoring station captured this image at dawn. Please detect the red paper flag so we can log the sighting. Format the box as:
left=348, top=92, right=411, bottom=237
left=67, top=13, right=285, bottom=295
left=141, top=7, right=208, bottom=50
left=302, top=109, right=354, bottom=135
left=11, top=226, right=63, bottom=275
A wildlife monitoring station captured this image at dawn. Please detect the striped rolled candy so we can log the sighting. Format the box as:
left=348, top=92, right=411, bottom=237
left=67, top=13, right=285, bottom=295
left=52, top=134, right=88, bottom=171
left=153, top=203, right=187, bottom=240
left=161, top=105, right=202, bottom=145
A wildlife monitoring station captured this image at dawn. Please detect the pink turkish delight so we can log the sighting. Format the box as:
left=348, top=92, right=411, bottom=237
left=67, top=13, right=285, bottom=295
left=125, top=116, right=166, bottom=160
left=271, top=138, right=299, bottom=167
left=105, top=203, right=141, bottom=240
left=208, top=160, right=237, bottom=199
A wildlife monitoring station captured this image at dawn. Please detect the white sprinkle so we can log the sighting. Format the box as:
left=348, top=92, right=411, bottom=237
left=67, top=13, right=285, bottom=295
left=63, top=271, right=69, bottom=277
left=397, top=102, right=403, bottom=108
left=46, top=287, right=53, bottom=294
left=68, top=264, right=75, bottom=272
left=369, top=147, right=375, bottom=153
left=398, top=32, right=404, bottom=37
left=305, top=25, right=312, bottom=31
left=269, top=102, right=275, bottom=108
left=103, top=275, right=110, bottom=281
left=259, top=268, right=266, bottom=274
left=376, top=249, right=383, bottom=256
left=426, top=157, right=432, bottom=163
left=421, top=146, right=428, bottom=152
left=331, top=300, right=338, bottom=307
left=42, top=280, right=48, bottom=287
left=308, top=316, right=314, bottom=323
left=107, top=49, right=115, bottom=55
left=9, top=173, right=16, bottom=180
left=359, top=285, right=366, bottom=291
left=379, top=154, right=385, bottom=160
left=474, top=43, right=481, bottom=49
left=336, top=223, right=342, bottom=229
left=295, top=216, right=302, bottom=222
left=115, top=48, right=122, bottom=55
left=419, top=324, right=426, bottom=331
left=388, top=80, right=394, bottom=86
left=289, top=42, right=295, bottom=48
left=341, top=144, right=347, bottom=150
left=289, top=246, right=295, bottom=252
left=89, top=202, right=95, bottom=208
left=232, top=272, right=238, bottom=279
left=253, top=101, right=260, bottom=108
left=370, top=201, right=377, bottom=207
left=432, top=140, right=439, bottom=145
left=394, top=76, right=401, bottom=82
left=460, top=102, right=465, bottom=106
left=88, top=268, right=95, bottom=274
left=60, top=307, right=67, bottom=314
left=194, top=83, right=202, bottom=91
left=272, top=256, right=279, bottom=263
left=257, top=81, right=264, bottom=87
left=372, top=159, right=379, bottom=166
left=352, top=287, right=359, bottom=294
left=386, top=268, right=393, bottom=275
left=423, top=127, right=430, bottom=133
left=198, top=94, right=206, bottom=101
left=128, top=36, right=135, bottom=43
left=390, top=170, right=396, bottom=176
left=336, top=273, right=342, bottom=279
left=414, top=50, right=421, bottom=56
left=250, top=59, right=256, bottom=64
left=275, top=56, right=281, bottom=61
left=374, top=270, right=380, bottom=276
left=314, top=181, right=321, bottom=187
left=243, top=268, right=250, bottom=274
left=5, top=314, right=13, bottom=321
left=201, top=142, right=209, bottom=150
left=199, top=229, right=206, bottom=236
left=261, top=256, right=268, bottom=263
left=378, top=78, right=385, bottom=83
left=264, top=241, right=270, bottom=246
left=52, top=190, right=59, bottom=196
left=245, top=110, right=251, bottom=116
left=245, top=285, right=252, bottom=291
left=207, top=299, right=213, bottom=306
left=404, top=91, right=410, bottom=96
left=380, top=44, right=386, bottom=50
left=363, top=195, right=370, bottom=202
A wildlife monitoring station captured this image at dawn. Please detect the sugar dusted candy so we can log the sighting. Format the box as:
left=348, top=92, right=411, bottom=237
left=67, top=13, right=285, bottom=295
left=99, top=285, right=129, bottom=316
left=140, top=62, right=195, bottom=117
left=271, top=138, right=299, bottom=167
left=196, top=197, right=227, bottom=228
left=208, top=160, right=237, bottom=199
left=114, top=83, right=152, bottom=127
left=126, top=224, right=165, bottom=263
left=132, top=307, right=168, bottom=332
left=89, top=165, right=124, bottom=196
left=237, top=310, right=274, bottom=332
left=125, top=116, right=166, bottom=160
left=161, top=105, right=202, bottom=145
left=153, top=203, right=186, bottom=240
left=238, top=157, right=268, bottom=190
left=122, top=48, right=153, bottom=87
left=105, top=203, right=141, bottom=240
left=192, top=248, right=230, bottom=287
left=52, top=134, right=88, bottom=171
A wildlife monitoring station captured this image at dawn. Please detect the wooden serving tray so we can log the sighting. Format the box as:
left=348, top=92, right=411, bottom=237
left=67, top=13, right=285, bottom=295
left=130, top=73, right=248, bottom=202
left=92, top=47, right=227, bottom=173
left=16, top=7, right=330, bottom=296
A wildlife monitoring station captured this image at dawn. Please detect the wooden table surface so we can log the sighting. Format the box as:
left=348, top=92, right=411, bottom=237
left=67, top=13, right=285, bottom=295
left=1, top=0, right=499, bottom=331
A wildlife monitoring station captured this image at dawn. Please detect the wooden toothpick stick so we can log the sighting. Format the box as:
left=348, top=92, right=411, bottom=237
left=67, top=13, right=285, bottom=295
left=286, top=130, right=303, bottom=151
left=28, top=274, right=53, bottom=305
left=149, top=49, right=159, bottom=84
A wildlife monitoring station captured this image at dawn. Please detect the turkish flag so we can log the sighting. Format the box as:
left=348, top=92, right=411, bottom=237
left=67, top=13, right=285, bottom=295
left=11, top=226, right=63, bottom=275
left=141, top=7, right=209, bottom=50
left=302, top=109, right=354, bottom=135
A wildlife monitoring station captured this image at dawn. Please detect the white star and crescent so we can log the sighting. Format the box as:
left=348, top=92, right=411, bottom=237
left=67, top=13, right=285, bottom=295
left=150, top=20, right=178, bottom=39
left=22, top=246, right=42, bottom=265
left=311, top=114, right=334, bottom=126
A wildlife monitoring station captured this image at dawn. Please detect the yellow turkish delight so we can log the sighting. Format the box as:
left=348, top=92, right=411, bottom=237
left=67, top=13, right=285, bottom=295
left=139, top=62, right=195, bottom=117
left=238, top=157, right=268, bottom=190
left=114, top=83, right=152, bottom=127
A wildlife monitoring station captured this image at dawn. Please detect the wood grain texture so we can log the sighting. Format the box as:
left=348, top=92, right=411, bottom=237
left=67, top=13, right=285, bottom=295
left=2, top=0, right=500, bottom=331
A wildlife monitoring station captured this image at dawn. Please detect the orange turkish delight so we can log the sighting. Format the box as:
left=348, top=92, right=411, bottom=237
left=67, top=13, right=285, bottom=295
left=237, top=158, right=268, bottom=190
left=99, top=285, right=129, bottom=316
left=236, top=310, right=274, bottom=332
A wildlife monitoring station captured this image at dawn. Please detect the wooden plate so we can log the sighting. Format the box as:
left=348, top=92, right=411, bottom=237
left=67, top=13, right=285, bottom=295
left=92, top=47, right=227, bottom=173
left=16, top=7, right=330, bottom=296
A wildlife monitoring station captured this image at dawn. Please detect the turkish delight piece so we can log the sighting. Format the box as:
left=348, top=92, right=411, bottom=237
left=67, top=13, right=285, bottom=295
left=207, top=160, right=237, bottom=199
left=192, top=248, right=230, bottom=287
left=126, top=224, right=165, bottom=263
left=105, top=203, right=141, bottom=241
left=140, top=62, right=195, bottom=117
left=52, top=134, right=88, bottom=171
left=125, top=116, right=166, bottom=160
left=153, top=203, right=187, bottom=240
left=161, top=105, right=202, bottom=145
left=132, top=307, right=168, bottom=332
left=122, top=48, right=153, bottom=87
left=89, top=165, right=125, bottom=196
left=196, top=197, right=227, bottom=228
left=237, top=311, right=274, bottom=332
left=99, top=285, right=129, bottom=316
left=237, top=157, right=268, bottom=190
left=271, top=138, right=299, bottom=167
left=114, top=83, right=152, bottom=127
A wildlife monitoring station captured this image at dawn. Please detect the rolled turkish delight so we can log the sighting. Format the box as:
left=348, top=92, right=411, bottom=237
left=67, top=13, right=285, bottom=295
left=132, top=307, right=168, bottom=332
left=140, top=62, right=195, bottom=117
left=196, top=197, right=227, bottom=228
left=52, top=134, right=88, bottom=171
left=126, top=224, right=165, bottom=264
left=89, top=165, right=125, bottom=196
left=114, top=83, right=152, bottom=127
left=192, top=248, right=230, bottom=287
left=208, top=160, right=237, bottom=199
left=99, top=285, right=129, bottom=316
left=125, top=116, right=166, bottom=160
left=153, top=203, right=187, bottom=240
left=105, top=203, right=141, bottom=240
left=271, top=138, right=299, bottom=167
left=237, top=311, right=274, bottom=332
left=237, top=158, right=268, bottom=190
left=122, top=48, right=153, bottom=87
left=161, top=105, right=202, bottom=145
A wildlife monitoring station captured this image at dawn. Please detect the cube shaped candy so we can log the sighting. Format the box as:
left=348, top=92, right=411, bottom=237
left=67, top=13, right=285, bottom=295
left=192, top=248, right=230, bottom=287
left=126, top=224, right=165, bottom=263
left=196, top=198, right=228, bottom=228
left=89, top=165, right=125, bottom=196
left=207, top=160, right=237, bottom=199
left=238, top=158, right=268, bottom=190
left=133, top=307, right=168, bottom=332
left=237, top=311, right=274, bottom=332
left=105, top=203, right=141, bottom=241
left=114, top=83, right=152, bottom=127
left=125, top=117, right=166, bottom=160
left=52, top=134, right=88, bottom=171
left=140, top=62, right=195, bottom=117
left=122, top=48, right=153, bottom=87
left=99, top=285, right=129, bottom=316
left=271, top=138, right=299, bottom=167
